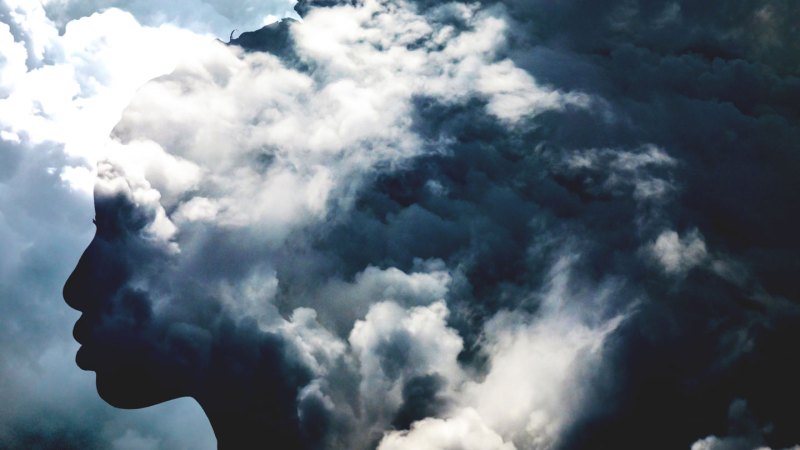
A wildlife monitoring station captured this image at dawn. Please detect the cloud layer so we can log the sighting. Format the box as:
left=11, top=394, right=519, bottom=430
left=2, top=0, right=800, bottom=449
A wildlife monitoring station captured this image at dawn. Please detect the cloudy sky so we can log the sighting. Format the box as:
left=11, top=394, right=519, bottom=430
left=1, top=0, right=799, bottom=449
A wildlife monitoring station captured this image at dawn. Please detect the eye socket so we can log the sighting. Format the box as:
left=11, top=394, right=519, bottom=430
left=92, top=218, right=97, bottom=225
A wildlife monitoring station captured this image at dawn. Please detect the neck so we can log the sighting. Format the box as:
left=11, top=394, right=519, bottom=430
left=200, top=399, right=305, bottom=450
left=194, top=332, right=311, bottom=450
left=192, top=319, right=317, bottom=449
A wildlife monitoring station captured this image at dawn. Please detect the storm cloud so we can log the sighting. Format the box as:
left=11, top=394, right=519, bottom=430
left=1, top=0, right=799, bottom=449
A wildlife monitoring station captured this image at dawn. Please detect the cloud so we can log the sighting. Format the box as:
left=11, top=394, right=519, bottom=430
left=650, top=228, right=707, bottom=275
left=377, top=408, right=516, bottom=450
left=691, top=399, right=800, bottom=450
left=349, top=301, right=463, bottom=431
left=0, top=21, right=27, bottom=96
left=0, top=3, right=223, bottom=197
left=366, top=257, right=624, bottom=450
left=3, top=0, right=800, bottom=449
left=286, top=261, right=451, bottom=336
left=458, top=258, right=623, bottom=449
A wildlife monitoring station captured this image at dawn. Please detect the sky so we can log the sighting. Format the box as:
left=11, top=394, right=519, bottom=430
left=1, top=0, right=799, bottom=449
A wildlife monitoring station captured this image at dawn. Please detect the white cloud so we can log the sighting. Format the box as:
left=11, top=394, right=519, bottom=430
left=564, top=144, right=678, bottom=202
left=366, top=256, right=624, bottom=450
left=478, top=59, right=590, bottom=122
left=378, top=408, right=516, bottom=450
left=609, top=144, right=676, bottom=171
left=104, top=139, right=203, bottom=205
left=211, top=263, right=282, bottom=328
left=94, top=160, right=179, bottom=251
left=0, top=4, right=227, bottom=197
left=651, top=228, right=707, bottom=275
left=305, top=262, right=451, bottom=333
left=349, top=300, right=464, bottom=423
left=463, top=312, right=620, bottom=449
left=456, top=257, right=623, bottom=450
left=173, top=196, right=220, bottom=223
left=0, top=22, right=28, bottom=97
left=282, top=307, right=348, bottom=377
left=2, top=0, right=59, bottom=67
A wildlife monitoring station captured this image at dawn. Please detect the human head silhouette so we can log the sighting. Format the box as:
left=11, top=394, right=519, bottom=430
left=61, top=2, right=628, bottom=449
left=62, top=5, right=347, bottom=448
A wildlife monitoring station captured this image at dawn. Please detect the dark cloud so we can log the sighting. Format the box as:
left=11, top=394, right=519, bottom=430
left=392, top=374, right=447, bottom=430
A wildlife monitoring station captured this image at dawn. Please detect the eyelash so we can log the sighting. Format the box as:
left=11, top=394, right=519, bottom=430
left=92, top=218, right=97, bottom=225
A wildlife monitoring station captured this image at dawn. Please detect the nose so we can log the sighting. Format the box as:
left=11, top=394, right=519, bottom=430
left=63, top=235, right=99, bottom=312
left=63, top=234, right=129, bottom=313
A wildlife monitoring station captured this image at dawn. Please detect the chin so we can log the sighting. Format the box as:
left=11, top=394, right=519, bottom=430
left=95, top=366, right=185, bottom=409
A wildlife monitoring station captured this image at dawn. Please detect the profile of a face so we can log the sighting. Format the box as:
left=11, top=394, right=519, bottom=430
left=64, top=188, right=183, bottom=409
left=64, top=178, right=317, bottom=447
left=60, top=2, right=624, bottom=449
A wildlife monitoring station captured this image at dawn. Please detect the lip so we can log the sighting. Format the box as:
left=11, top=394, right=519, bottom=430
left=72, top=315, right=89, bottom=345
left=73, top=315, right=99, bottom=370
left=75, top=344, right=96, bottom=370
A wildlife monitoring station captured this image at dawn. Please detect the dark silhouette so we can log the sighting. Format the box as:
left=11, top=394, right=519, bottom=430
left=63, top=190, right=321, bottom=449
left=228, top=20, right=294, bottom=56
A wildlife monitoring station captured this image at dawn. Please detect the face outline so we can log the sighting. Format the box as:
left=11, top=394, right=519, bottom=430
left=63, top=187, right=191, bottom=409
left=63, top=179, right=317, bottom=447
